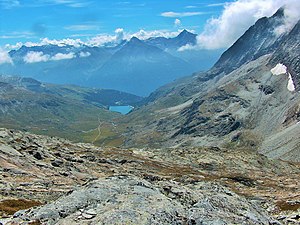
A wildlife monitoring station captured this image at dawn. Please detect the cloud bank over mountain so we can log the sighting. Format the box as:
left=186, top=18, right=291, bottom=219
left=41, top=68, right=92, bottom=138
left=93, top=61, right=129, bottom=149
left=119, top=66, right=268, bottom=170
left=4, top=29, right=187, bottom=50
left=23, top=51, right=50, bottom=63
left=23, top=51, right=76, bottom=63
left=197, top=0, right=300, bottom=49
left=0, top=48, right=13, bottom=64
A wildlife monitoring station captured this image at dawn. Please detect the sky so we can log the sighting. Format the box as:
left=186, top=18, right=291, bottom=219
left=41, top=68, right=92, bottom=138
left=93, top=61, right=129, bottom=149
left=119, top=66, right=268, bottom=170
left=0, top=0, right=299, bottom=52
left=0, top=0, right=228, bottom=47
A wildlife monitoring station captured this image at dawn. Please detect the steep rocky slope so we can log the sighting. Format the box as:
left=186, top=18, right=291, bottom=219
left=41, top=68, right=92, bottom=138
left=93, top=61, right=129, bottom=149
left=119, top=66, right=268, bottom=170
left=213, top=8, right=286, bottom=76
left=269, top=20, right=300, bottom=88
left=117, top=9, right=300, bottom=162
left=0, top=128, right=299, bottom=224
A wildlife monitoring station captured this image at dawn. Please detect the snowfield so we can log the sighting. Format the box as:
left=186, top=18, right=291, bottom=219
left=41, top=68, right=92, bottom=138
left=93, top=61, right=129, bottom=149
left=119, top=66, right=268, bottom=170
left=271, top=63, right=287, bottom=75
left=287, top=73, right=296, bottom=92
left=271, top=63, right=295, bottom=92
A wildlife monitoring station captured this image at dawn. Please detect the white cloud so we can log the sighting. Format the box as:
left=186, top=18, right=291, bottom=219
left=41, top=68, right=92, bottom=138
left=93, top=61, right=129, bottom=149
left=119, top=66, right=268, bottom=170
left=178, top=44, right=194, bottom=52
left=41, top=0, right=91, bottom=8
left=88, top=35, right=116, bottom=46
left=5, top=42, right=23, bottom=50
left=197, top=0, right=300, bottom=50
left=174, top=19, right=181, bottom=27
left=24, top=51, right=50, bottom=63
left=4, top=29, right=184, bottom=49
left=87, top=28, right=125, bottom=46
left=0, top=0, right=20, bottom=9
left=206, top=3, right=227, bottom=7
left=115, top=28, right=125, bottom=42
left=161, top=11, right=208, bottom=18
left=88, top=34, right=120, bottom=47
left=87, top=28, right=182, bottom=47
left=64, top=24, right=99, bottom=31
left=51, top=52, right=75, bottom=61
left=68, top=2, right=91, bottom=8
left=185, top=5, right=197, bottom=9
left=23, top=51, right=76, bottom=63
left=0, top=31, right=35, bottom=39
left=79, top=51, right=91, bottom=58
left=130, top=29, right=182, bottom=40
left=70, top=33, right=94, bottom=37
left=0, top=48, right=13, bottom=64
left=4, top=38, right=83, bottom=50
left=274, top=0, right=300, bottom=35
left=40, top=38, right=84, bottom=47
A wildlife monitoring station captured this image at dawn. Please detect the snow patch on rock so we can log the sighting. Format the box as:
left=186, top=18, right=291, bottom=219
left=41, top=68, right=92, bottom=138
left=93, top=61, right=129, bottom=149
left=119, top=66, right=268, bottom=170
left=287, top=73, right=295, bottom=92
left=271, top=63, right=287, bottom=75
left=271, top=63, right=295, bottom=92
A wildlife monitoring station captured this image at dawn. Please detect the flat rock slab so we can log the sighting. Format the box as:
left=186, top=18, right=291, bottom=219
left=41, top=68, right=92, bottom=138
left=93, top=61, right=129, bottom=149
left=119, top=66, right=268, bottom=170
left=0, top=144, right=22, bottom=156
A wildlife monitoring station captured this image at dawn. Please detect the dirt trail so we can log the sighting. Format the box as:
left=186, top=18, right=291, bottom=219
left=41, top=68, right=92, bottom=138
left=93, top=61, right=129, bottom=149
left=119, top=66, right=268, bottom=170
left=92, top=116, right=104, bottom=144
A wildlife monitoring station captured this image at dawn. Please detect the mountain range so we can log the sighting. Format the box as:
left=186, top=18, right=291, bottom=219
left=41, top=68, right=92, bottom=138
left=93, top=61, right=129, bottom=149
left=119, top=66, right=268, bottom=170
left=0, top=30, right=222, bottom=96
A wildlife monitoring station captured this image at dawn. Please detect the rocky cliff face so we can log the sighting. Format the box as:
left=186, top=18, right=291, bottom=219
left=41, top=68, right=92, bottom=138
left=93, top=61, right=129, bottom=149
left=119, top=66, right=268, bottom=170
left=213, top=8, right=286, bottom=75
left=269, top=20, right=300, bottom=89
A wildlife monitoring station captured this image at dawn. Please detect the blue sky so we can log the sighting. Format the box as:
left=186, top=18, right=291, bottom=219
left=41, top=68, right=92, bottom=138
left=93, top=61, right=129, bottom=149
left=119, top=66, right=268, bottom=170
left=0, top=0, right=229, bottom=47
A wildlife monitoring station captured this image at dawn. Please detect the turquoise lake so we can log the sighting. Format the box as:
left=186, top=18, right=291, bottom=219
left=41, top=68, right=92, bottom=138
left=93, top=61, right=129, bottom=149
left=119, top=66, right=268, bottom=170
left=109, top=105, right=134, bottom=115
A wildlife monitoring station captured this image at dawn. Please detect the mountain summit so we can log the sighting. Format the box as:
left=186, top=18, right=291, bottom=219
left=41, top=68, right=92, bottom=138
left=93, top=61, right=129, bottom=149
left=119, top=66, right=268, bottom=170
left=128, top=36, right=144, bottom=45
left=174, top=29, right=197, bottom=46
left=88, top=36, right=194, bottom=96
left=213, top=7, right=286, bottom=74
left=146, top=29, right=197, bottom=50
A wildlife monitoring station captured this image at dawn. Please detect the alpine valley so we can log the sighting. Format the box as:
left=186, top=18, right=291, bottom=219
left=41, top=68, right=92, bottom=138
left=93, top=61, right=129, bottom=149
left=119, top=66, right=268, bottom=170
left=0, top=5, right=300, bottom=225
left=0, top=30, right=222, bottom=96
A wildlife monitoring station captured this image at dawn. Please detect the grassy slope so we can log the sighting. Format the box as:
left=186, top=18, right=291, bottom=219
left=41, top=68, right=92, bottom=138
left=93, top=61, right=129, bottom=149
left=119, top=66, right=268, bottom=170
left=0, top=85, right=125, bottom=145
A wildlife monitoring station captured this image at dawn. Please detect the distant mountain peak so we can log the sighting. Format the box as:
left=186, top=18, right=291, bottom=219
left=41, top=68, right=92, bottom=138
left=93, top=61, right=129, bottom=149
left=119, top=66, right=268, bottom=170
left=177, top=29, right=196, bottom=38
left=129, top=36, right=142, bottom=43
left=125, top=37, right=146, bottom=48
left=272, top=7, right=285, bottom=18
left=179, top=29, right=189, bottom=34
left=179, top=29, right=190, bottom=35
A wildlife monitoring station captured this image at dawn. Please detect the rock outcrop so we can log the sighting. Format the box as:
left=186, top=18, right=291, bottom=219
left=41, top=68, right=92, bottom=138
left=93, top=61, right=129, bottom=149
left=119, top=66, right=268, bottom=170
left=0, top=128, right=299, bottom=224
left=11, top=176, right=271, bottom=225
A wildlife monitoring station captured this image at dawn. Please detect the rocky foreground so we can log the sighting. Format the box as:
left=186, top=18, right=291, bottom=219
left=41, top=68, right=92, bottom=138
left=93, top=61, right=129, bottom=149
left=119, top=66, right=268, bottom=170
left=0, top=128, right=299, bottom=224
